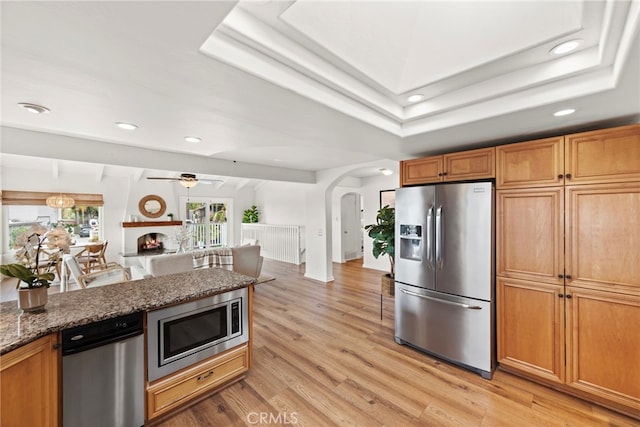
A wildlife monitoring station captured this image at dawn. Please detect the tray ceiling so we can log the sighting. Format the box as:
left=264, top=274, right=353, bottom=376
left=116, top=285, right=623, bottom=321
left=1, top=1, right=638, bottom=182
left=203, top=0, right=637, bottom=137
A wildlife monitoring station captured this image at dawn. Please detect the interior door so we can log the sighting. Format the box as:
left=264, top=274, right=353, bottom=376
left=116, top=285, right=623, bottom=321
left=341, top=193, right=361, bottom=261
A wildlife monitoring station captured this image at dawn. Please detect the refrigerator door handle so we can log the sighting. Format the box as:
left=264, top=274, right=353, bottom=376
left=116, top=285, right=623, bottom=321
left=400, top=288, right=482, bottom=310
left=435, top=206, right=443, bottom=269
left=426, top=206, right=434, bottom=269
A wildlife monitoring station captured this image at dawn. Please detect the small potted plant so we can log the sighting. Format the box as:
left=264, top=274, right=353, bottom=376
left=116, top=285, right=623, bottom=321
left=167, top=213, right=174, bottom=221
left=364, top=205, right=395, bottom=296
left=0, top=225, right=72, bottom=312
left=243, top=205, right=259, bottom=223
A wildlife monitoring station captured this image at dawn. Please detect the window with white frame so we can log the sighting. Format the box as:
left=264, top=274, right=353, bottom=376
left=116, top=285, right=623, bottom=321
left=180, top=196, right=233, bottom=249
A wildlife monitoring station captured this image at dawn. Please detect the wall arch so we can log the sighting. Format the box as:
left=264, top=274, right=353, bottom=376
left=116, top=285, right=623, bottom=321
left=303, top=161, right=397, bottom=283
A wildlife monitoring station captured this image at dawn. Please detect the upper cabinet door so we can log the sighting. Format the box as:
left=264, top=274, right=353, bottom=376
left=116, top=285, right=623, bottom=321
left=401, top=156, right=443, bottom=186
left=496, top=136, right=564, bottom=189
left=443, top=147, right=495, bottom=182
left=565, top=124, right=640, bottom=185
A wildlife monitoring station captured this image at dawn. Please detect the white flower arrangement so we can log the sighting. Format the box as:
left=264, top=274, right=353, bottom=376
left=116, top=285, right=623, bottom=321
left=174, top=226, right=192, bottom=253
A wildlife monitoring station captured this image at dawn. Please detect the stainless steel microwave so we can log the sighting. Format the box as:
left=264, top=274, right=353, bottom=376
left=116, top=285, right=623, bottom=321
left=147, top=287, right=249, bottom=382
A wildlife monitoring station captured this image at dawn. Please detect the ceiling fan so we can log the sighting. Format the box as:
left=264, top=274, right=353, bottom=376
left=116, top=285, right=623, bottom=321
left=146, top=173, right=222, bottom=188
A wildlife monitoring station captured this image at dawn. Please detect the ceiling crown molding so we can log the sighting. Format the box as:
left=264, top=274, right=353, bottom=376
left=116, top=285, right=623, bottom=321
left=200, top=0, right=639, bottom=138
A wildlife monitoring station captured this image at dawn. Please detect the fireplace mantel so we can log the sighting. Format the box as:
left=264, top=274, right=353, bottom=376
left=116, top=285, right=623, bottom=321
left=121, top=221, right=182, bottom=228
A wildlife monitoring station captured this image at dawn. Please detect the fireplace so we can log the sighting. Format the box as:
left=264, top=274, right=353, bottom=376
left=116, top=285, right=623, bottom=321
left=121, top=221, right=182, bottom=256
left=138, top=233, right=166, bottom=254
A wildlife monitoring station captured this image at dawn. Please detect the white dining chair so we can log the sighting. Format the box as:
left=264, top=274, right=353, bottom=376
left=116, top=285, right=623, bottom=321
left=62, top=254, right=129, bottom=289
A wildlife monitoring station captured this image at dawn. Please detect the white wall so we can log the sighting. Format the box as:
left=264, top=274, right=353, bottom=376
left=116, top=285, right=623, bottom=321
left=253, top=168, right=398, bottom=276
left=253, top=181, right=309, bottom=225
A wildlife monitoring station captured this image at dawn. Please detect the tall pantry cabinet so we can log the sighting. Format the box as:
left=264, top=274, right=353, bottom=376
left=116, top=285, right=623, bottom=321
left=496, top=124, right=640, bottom=417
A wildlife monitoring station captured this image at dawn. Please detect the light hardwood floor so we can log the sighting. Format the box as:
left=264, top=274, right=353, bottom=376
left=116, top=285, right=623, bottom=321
left=157, top=259, right=638, bottom=427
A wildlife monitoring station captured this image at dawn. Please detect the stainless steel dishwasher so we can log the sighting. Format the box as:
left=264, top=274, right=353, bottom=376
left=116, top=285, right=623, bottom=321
left=62, top=312, right=144, bottom=427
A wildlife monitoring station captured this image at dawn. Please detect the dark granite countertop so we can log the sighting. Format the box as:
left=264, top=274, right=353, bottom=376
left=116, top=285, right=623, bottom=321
left=0, top=268, right=255, bottom=355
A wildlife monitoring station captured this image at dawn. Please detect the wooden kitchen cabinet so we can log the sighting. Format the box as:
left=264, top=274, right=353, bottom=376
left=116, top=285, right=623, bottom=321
left=443, top=147, right=495, bottom=181
left=496, top=136, right=564, bottom=189
left=565, top=124, right=640, bottom=185
left=496, top=188, right=564, bottom=285
left=565, top=183, right=640, bottom=295
left=496, top=124, right=640, bottom=189
left=496, top=127, right=640, bottom=418
left=401, top=155, right=443, bottom=185
left=0, top=334, right=60, bottom=427
left=497, top=277, right=565, bottom=384
left=565, top=287, right=640, bottom=412
left=400, top=147, right=494, bottom=186
left=146, top=343, right=249, bottom=421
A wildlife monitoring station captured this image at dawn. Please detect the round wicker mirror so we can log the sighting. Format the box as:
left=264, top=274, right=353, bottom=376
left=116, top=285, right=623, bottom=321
left=138, top=194, right=166, bottom=219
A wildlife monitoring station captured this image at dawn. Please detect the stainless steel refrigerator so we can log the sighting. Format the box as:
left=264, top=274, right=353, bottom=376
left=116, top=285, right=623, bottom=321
left=394, top=181, right=495, bottom=379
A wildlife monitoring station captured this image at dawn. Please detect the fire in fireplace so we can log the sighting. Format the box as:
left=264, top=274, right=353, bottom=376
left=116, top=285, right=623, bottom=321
left=138, top=233, right=165, bottom=254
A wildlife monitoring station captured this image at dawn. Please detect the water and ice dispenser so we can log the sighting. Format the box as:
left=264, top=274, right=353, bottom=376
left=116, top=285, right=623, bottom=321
left=399, top=224, right=422, bottom=261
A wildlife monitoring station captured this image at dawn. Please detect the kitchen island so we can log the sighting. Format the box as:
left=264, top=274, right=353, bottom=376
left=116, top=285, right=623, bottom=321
left=0, top=267, right=254, bottom=354
left=0, top=267, right=255, bottom=427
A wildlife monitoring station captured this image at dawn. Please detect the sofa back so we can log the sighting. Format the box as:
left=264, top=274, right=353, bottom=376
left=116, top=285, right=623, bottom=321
left=146, top=253, right=194, bottom=277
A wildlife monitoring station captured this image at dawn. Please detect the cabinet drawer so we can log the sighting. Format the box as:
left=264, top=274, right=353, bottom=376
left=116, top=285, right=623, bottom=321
left=147, top=344, right=248, bottom=420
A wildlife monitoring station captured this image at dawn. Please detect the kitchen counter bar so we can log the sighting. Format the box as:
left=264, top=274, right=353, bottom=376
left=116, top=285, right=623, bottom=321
left=0, top=268, right=255, bottom=355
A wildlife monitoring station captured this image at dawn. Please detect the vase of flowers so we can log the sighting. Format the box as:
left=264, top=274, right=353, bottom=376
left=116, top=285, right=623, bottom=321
left=174, top=226, right=192, bottom=253
left=0, top=225, right=72, bottom=312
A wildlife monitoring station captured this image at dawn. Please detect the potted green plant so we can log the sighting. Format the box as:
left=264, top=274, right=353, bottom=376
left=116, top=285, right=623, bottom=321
left=167, top=213, right=174, bottom=221
left=364, top=204, right=395, bottom=296
left=0, top=225, right=72, bottom=312
left=243, top=205, right=259, bottom=223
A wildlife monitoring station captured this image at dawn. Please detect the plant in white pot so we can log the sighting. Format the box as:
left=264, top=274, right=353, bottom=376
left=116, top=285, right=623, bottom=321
left=0, top=225, right=72, bottom=312
left=243, top=205, right=259, bottom=223
left=364, top=205, right=395, bottom=296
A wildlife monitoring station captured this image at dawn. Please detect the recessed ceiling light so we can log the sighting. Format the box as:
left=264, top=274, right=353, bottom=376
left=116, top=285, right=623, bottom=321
left=553, top=108, right=576, bottom=117
left=380, top=168, right=393, bottom=176
left=115, top=122, right=138, bottom=130
left=550, top=40, right=581, bottom=55
left=18, top=103, right=50, bottom=114
left=407, top=94, right=425, bottom=103
left=184, top=136, right=201, bottom=143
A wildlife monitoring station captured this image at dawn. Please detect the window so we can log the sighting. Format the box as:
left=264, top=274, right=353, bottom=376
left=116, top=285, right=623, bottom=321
left=180, top=197, right=233, bottom=248
left=5, top=205, right=103, bottom=249
left=2, top=191, right=103, bottom=251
